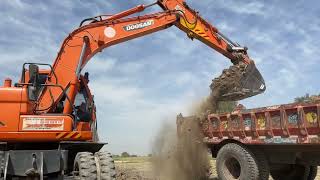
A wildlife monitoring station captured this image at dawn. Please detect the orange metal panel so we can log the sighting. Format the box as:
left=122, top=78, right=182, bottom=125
left=0, top=131, right=92, bottom=142
left=76, top=122, right=91, bottom=131
left=0, top=87, right=26, bottom=132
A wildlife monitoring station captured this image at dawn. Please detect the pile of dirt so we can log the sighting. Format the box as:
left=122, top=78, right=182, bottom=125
left=190, top=62, right=249, bottom=116
left=210, top=61, right=265, bottom=102
left=116, top=168, right=153, bottom=180
left=210, top=62, right=247, bottom=101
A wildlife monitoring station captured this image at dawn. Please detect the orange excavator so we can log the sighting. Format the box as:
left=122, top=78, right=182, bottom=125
left=0, top=0, right=265, bottom=179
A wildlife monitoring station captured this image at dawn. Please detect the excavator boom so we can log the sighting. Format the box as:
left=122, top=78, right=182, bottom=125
left=35, top=0, right=265, bottom=114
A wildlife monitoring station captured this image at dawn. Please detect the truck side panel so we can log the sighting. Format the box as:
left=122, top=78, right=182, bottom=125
left=202, top=103, right=320, bottom=145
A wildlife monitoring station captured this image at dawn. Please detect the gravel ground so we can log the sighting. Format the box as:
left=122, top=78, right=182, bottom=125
left=115, top=158, right=320, bottom=180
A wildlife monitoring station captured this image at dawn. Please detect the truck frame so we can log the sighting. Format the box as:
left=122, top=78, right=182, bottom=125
left=177, top=102, right=320, bottom=180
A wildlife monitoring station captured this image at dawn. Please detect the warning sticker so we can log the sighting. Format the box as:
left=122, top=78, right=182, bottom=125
left=22, top=117, right=64, bottom=131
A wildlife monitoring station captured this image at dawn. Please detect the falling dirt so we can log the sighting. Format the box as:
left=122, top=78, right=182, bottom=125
left=193, top=62, right=252, bottom=116
left=115, top=62, right=263, bottom=179
left=148, top=62, right=256, bottom=180
left=151, top=120, right=210, bottom=180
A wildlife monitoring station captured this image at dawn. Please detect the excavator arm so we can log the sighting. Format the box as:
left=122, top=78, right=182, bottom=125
left=36, top=0, right=265, bottom=114
left=159, top=0, right=250, bottom=64
left=159, top=0, right=266, bottom=101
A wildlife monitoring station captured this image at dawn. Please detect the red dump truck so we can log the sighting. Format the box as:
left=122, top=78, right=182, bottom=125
left=177, top=102, right=320, bottom=180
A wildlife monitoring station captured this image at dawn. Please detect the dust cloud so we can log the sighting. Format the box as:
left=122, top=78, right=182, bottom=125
left=151, top=119, right=210, bottom=180
left=150, top=93, right=219, bottom=180
left=150, top=63, right=249, bottom=179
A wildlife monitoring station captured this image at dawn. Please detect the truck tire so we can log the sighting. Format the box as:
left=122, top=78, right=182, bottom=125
left=308, top=166, right=318, bottom=180
left=252, top=149, right=270, bottom=180
left=95, top=151, right=116, bottom=180
left=216, top=143, right=261, bottom=180
left=270, top=164, right=317, bottom=180
left=73, top=152, right=97, bottom=180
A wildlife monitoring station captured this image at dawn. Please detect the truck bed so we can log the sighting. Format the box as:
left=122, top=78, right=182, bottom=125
left=182, top=102, right=320, bottom=145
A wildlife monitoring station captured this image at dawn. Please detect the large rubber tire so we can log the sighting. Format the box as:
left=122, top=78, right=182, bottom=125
left=308, top=166, right=318, bottom=180
left=73, top=152, right=97, bottom=180
left=216, top=143, right=263, bottom=180
left=95, top=151, right=116, bottom=180
left=252, top=149, right=270, bottom=180
left=270, top=164, right=317, bottom=180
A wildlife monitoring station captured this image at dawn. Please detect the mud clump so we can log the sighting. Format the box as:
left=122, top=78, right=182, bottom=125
left=210, top=61, right=265, bottom=102
left=192, top=62, right=248, bottom=116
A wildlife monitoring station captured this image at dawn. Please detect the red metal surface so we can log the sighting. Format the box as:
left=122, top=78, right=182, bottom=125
left=201, top=102, right=320, bottom=145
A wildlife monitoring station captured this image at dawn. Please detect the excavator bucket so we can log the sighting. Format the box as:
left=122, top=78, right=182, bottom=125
left=210, top=61, right=266, bottom=101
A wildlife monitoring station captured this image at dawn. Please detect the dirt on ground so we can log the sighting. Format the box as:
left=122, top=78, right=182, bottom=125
left=115, top=158, right=320, bottom=180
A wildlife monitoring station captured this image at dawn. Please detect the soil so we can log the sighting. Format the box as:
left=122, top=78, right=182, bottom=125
left=115, top=159, right=320, bottom=180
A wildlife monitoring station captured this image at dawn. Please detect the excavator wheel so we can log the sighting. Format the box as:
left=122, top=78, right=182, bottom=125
left=73, top=152, right=97, bottom=180
left=95, top=151, right=116, bottom=180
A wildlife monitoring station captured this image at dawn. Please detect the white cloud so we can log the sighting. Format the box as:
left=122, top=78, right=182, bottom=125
left=85, top=57, right=117, bottom=72
left=90, top=77, right=196, bottom=154
left=91, top=80, right=142, bottom=104
left=216, top=22, right=235, bottom=34
left=6, top=0, right=26, bottom=9
left=205, top=1, right=266, bottom=16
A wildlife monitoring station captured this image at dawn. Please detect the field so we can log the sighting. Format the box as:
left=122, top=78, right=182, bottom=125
left=115, top=156, right=222, bottom=180
left=115, top=156, right=320, bottom=180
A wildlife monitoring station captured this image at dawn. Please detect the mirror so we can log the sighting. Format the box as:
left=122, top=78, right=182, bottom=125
left=28, top=64, right=40, bottom=101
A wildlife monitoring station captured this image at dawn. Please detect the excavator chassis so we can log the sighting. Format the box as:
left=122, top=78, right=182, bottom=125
left=0, top=141, right=106, bottom=179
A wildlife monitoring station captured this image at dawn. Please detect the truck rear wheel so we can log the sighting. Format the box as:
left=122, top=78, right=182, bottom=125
left=73, top=152, right=97, bottom=180
left=308, top=166, right=318, bottom=180
left=95, top=151, right=116, bottom=180
left=252, top=149, right=270, bottom=180
left=216, top=143, right=269, bottom=180
left=270, top=164, right=317, bottom=180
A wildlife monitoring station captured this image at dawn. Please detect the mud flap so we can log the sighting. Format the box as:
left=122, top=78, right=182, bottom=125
left=2, top=150, right=67, bottom=179
left=210, top=61, right=266, bottom=101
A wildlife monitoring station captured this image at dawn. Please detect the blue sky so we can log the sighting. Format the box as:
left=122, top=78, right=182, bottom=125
left=0, top=0, right=319, bottom=155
